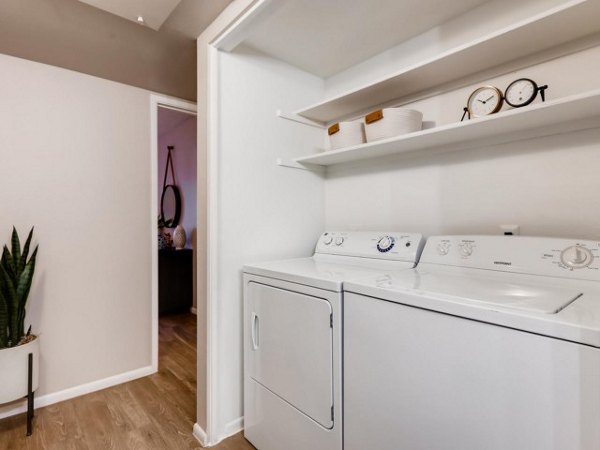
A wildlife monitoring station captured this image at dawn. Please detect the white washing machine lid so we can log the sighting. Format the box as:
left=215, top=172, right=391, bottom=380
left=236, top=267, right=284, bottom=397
left=244, top=254, right=416, bottom=292
left=386, top=269, right=582, bottom=314
left=345, top=265, right=600, bottom=347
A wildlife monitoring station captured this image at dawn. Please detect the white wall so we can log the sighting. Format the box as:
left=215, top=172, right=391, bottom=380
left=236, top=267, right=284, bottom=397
left=196, top=0, right=258, bottom=437
left=325, top=44, right=600, bottom=239
left=0, top=53, right=153, bottom=417
left=214, top=44, right=324, bottom=438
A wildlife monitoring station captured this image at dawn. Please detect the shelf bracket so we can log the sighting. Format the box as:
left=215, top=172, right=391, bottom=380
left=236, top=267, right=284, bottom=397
left=276, top=157, right=325, bottom=173
left=276, top=110, right=325, bottom=129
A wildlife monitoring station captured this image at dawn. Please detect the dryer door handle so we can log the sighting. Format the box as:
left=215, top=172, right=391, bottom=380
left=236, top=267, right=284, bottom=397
left=251, top=312, right=259, bottom=350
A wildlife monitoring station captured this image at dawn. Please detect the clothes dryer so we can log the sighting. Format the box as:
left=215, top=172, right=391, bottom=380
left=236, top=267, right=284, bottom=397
left=243, top=231, right=424, bottom=450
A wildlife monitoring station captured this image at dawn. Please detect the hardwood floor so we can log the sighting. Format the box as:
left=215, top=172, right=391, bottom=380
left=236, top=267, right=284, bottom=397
left=0, top=313, right=255, bottom=450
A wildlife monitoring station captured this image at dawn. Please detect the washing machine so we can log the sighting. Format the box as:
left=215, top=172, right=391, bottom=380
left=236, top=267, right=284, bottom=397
left=243, top=231, right=425, bottom=450
left=344, top=235, right=600, bottom=450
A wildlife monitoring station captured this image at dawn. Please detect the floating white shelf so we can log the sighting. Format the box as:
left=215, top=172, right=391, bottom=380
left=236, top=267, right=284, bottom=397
left=294, top=90, right=600, bottom=167
left=295, top=0, right=600, bottom=124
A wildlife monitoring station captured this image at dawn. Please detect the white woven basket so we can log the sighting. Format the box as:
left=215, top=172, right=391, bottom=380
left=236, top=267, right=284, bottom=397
left=364, top=108, right=423, bottom=142
left=327, top=120, right=366, bottom=150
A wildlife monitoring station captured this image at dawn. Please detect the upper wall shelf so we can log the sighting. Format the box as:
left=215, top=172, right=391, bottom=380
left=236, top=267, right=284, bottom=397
left=295, top=89, right=600, bottom=167
left=295, top=0, right=600, bottom=124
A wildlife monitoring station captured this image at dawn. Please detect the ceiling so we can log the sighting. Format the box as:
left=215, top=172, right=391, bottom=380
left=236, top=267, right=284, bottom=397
left=158, top=107, right=196, bottom=137
left=162, top=0, right=233, bottom=38
left=243, top=0, right=490, bottom=78
left=78, top=0, right=181, bottom=30
left=77, top=0, right=232, bottom=36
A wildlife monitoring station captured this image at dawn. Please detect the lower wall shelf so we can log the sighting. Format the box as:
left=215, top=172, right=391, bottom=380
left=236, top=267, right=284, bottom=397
left=295, top=89, right=600, bottom=167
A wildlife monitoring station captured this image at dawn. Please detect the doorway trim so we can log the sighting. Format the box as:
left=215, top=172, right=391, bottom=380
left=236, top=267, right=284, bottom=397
left=150, top=93, right=197, bottom=371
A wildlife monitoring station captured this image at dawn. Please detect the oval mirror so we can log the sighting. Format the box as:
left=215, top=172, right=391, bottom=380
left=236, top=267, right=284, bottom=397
left=160, top=184, right=181, bottom=228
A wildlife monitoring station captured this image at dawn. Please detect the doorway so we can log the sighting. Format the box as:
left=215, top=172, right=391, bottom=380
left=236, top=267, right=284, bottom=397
left=150, top=95, right=197, bottom=375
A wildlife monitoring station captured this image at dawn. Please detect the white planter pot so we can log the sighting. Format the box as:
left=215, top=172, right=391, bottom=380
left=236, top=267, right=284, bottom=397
left=0, top=337, right=39, bottom=404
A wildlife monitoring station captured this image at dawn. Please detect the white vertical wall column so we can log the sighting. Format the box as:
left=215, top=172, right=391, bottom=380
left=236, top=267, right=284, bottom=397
left=195, top=0, right=261, bottom=445
left=196, top=1, right=327, bottom=446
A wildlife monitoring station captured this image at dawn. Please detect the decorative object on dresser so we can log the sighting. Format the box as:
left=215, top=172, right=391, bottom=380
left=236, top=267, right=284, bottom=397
left=173, top=225, right=186, bottom=250
left=158, top=248, right=193, bottom=315
left=0, top=227, right=39, bottom=436
left=157, top=215, right=172, bottom=250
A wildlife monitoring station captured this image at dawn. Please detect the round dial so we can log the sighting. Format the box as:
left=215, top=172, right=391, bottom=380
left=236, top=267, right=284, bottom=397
left=560, top=245, right=593, bottom=269
left=467, top=86, right=504, bottom=117
left=322, top=235, right=333, bottom=245
left=334, top=237, right=344, bottom=246
left=504, top=78, right=538, bottom=108
left=459, top=242, right=473, bottom=257
left=437, top=242, right=450, bottom=255
left=377, top=236, right=395, bottom=253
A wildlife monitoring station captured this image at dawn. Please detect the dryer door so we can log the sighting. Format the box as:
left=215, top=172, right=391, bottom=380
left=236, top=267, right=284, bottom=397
left=247, top=281, right=334, bottom=429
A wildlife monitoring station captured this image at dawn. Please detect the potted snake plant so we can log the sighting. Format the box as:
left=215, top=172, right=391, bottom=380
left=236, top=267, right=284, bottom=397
left=0, top=227, right=39, bottom=435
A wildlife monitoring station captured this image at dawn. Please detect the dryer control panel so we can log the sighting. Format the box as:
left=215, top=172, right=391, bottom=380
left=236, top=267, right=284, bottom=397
left=316, top=231, right=425, bottom=263
left=421, top=235, right=600, bottom=281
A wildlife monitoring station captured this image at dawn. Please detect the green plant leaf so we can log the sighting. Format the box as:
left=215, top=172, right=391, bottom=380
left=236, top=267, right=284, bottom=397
left=0, top=288, right=8, bottom=348
left=10, top=227, right=21, bottom=267
left=0, top=229, right=38, bottom=347
left=0, top=263, right=18, bottom=346
left=15, top=246, right=37, bottom=339
left=1, top=245, right=15, bottom=280
left=18, top=228, right=34, bottom=275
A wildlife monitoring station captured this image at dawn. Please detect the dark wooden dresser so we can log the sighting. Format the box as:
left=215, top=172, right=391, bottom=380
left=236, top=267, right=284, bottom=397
left=159, top=248, right=193, bottom=315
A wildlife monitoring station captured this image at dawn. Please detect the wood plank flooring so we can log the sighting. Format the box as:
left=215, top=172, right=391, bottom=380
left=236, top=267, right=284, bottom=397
left=0, top=313, right=256, bottom=450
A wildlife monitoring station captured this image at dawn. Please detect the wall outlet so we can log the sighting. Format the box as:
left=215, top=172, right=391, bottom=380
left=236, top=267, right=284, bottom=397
left=500, top=224, right=520, bottom=236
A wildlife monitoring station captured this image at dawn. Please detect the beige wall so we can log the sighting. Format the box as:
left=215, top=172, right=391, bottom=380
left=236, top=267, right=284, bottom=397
left=0, top=53, right=153, bottom=417
left=0, top=0, right=196, bottom=101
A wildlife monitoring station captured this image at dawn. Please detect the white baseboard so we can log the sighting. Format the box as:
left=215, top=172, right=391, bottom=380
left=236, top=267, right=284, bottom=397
left=0, top=365, right=155, bottom=420
left=190, top=306, right=198, bottom=315
left=193, top=422, right=209, bottom=446
left=195, top=417, right=244, bottom=447
left=222, top=416, right=244, bottom=441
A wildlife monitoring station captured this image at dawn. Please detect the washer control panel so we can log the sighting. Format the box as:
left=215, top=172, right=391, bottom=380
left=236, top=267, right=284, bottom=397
left=317, top=231, right=425, bottom=262
left=377, top=236, right=395, bottom=253
left=560, top=245, right=593, bottom=269
left=422, top=235, right=600, bottom=280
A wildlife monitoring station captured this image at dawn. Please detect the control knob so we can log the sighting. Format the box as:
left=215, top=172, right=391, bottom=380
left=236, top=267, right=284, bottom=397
left=459, top=242, right=473, bottom=257
left=561, top=245, right=593, bottom=269
left=335, top=237, right=344, bottom=246
left=377, top=236, right=395, bottom=253
left=437, top=242, right=450, bottom=255
left=322, top=235, right=333, bottom=245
